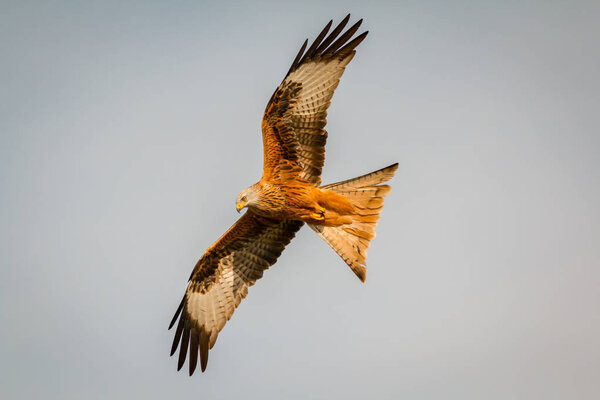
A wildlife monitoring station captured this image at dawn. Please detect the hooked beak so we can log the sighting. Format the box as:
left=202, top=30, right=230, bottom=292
left=236, top=201, right=247, bottom=213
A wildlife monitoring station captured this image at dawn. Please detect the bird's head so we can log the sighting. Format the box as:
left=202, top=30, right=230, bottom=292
left=236, top=186, right=259, bottom=213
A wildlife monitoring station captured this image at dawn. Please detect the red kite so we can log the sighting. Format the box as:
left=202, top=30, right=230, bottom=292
left=169, top=15, right=397, bottom=375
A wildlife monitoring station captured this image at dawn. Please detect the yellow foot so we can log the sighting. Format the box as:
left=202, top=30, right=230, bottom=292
left=310, top=207, right=326, bottom=221
left=310, top=212, right=325, bottom=221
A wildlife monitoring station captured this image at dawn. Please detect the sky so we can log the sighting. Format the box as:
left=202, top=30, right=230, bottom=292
left=1, top=1, right=599, bottom=399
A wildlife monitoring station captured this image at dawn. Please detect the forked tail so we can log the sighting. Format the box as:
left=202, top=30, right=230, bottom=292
left=309, top=163, right=398, bottom=282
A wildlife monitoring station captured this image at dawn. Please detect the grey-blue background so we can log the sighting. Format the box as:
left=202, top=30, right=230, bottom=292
left=1, top=1, right=599, bottom=399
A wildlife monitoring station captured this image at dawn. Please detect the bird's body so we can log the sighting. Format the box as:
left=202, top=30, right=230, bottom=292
left=243, top=177, right=354, bottom=225
left=169, top=15, right=398, bottom=375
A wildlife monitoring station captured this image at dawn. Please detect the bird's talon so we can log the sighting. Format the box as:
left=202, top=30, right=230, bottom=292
left=311, top=212, right=325, bottom=220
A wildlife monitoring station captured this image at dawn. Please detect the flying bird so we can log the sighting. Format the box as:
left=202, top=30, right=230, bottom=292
left=169, top=15, right=398, bottom=375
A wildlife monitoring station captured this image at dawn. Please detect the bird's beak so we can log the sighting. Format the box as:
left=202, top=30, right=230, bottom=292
left=236, top=201, right=247, bottom=213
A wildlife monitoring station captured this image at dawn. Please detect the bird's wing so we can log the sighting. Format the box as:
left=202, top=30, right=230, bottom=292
left=262, top=15, right=368, bottom=185
left=169, top=211, right=303, bottom=374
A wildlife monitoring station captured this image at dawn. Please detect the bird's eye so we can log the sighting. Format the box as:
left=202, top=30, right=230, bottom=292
left=242, top=196, right=247, bottom=202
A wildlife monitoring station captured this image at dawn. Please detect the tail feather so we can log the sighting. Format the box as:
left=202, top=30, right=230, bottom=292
left=321, top=164, right=398, bottom=190
left=309, top=163, right=398, bottom=282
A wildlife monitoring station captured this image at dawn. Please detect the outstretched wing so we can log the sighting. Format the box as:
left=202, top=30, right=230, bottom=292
left=262, top=15, right=368, bottom=186
left=169, top=212, right=303, bottom=375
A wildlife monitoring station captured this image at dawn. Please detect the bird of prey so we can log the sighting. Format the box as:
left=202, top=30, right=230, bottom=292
left=169, top=15, right=398, bottom=375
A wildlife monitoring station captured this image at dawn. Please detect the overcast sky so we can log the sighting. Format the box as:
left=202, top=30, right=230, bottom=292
left=1, top=1, right=599, bottom=399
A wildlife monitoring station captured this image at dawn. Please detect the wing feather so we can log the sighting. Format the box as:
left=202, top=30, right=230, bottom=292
left=262, top=15, right=368, bottom=185
left=323, top=18, right=363, bottom=54
left=315, top=14, right=351, bottom=54
left=169, top=211, right=303, bottom=374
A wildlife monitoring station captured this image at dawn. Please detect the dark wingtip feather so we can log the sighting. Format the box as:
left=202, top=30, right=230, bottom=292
left=299, top=19, right=332, bottom=64
left=170, top=315, right=184, bottom=356
left=324, top=18, right=363, bottom=55
left=336, top=31, right=369, bottom=58
left=189, top=329, right=199, bottom=375
left=168, top=297, right=185, bottom=330
left=285, top=15, right=367, bottom=79
left=315, top=14, right=351, bottom=54
left=200, top=329, right=210, bottom=372
left=177, top=324, right=190, bottom=371
left=285, top=14, right=368, bottom=77
left=286, top=39, right=308, bottom=76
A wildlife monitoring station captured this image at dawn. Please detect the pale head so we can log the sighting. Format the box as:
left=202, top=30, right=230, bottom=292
left=235, top=185, right=260, bottom=213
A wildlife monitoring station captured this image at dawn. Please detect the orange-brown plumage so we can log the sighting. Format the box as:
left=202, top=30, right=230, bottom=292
left=169, top=15, right=397, bottom=375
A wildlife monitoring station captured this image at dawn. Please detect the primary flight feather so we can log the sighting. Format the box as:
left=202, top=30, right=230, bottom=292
left=169, top=15, right=398, bottom=375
